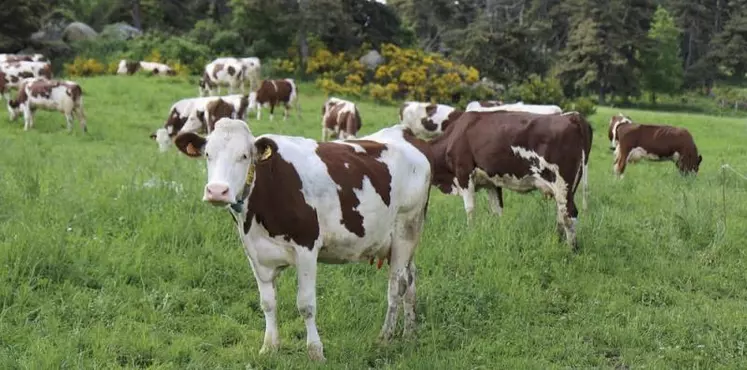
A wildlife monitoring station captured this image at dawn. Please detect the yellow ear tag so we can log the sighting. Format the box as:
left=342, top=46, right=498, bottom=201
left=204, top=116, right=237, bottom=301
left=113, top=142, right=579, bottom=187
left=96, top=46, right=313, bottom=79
left=245, top=165, right=255, bottom=186
left=259, top=145, right=272, bottom=161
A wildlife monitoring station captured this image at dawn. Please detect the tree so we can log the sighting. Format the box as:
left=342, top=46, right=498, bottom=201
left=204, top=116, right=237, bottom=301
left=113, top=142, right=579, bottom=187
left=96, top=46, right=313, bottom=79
left=640, top=6, right=684, bottom=103
left=0, top=0, right=47, bottom=52
left=709, top=0, right=747, bottom=82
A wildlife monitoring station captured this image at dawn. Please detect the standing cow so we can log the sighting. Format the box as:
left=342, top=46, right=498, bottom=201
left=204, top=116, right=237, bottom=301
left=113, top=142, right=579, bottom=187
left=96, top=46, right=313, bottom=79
left=172, top=118, right=433, bottom=361
left=0, top=61, right=53, bottom=100
left=7, top=77, right=87, bottom=132
left=321, top=97, right=362, bottom=141
left=608, top=113, right=702, bottom=177
left=199, top=58, right=246, bottom=97
left=425, top=110, right=593, bottom=250
left=249, top=78, right=299, bottom=121
left=399, top=101, right=463, bottom=139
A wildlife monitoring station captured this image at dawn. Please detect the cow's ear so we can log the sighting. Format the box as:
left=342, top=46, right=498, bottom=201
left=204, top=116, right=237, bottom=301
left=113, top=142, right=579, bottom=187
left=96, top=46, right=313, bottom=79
left=698, top=155, right=703, bottom=165
left=174, top=132, right=206, bottom=158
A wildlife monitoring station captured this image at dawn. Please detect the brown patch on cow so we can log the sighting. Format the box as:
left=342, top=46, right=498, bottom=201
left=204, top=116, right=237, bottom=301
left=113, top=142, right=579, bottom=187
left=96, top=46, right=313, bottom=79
left=9, top=75, right=19, bottom=83
left=212, top=63, right=225, bottom=80
left=125, top=61, right=140, bottom=75
left=442, top=110, right=464, bottom=132
left=39, top=64, right=52, bottom=79
left=165, top=109, right=188, bottom=137
left=5, top=55, right=33, bottom=63
left=227, top=66, right=236, bottom=76
left=28, top=79, right=56, bottom=99
left=613, top=118, right=702, bottom=175
left=166, top=69, right=176, bottom=76
left=205, top=98, right=235, bottom=132
left=17, top=71, right=34, bottom=79
left=244, top=137, right=320, bottom=247
left=0, top=71, right=6, bottom=94
left=151, top=68, right=159, bottom=75
left=315, top=141, right=392, bottom=237
left=65, top=83, right=83, bottom=102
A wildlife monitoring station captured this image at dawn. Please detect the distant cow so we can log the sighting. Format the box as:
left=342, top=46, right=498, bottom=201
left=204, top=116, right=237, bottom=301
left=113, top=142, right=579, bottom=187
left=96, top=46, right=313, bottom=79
left=427, top=110, right=593, bottom=250
left=321, top=97, right=362, bottom=141
left=399, top=101, right=464, bottom=138
left=151, top=95, right=248, bottom=151
left=608, top=113, right=702, bottom=177
left=116, top=60, right=176, bottom=76
left=0, top=61, right=53, bottom=100
left=466, top=101, right=563, bottom=115
left=172, top=118, right=432, bottom=361
left=207, top=57, right=261, bottom=92
left=0, top=53, right=48, bottom=63
left=199, top=58, right=246, bottom=96
left=249, top=78, right=299, bottom=121
left=7, top=77, right=87, bottom=132
left=464, top=100, right=503, bottom=111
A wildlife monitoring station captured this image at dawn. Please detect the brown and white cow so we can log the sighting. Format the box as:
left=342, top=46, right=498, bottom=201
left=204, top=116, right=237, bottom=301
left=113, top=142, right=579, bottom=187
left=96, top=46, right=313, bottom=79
left=466, top=101, right=563, bottom=115
left=321, top=97, right=362, bottom=141
left=173, top=118, right=432, bottom=361
left=0, top=53, right=48, bottom=63
left=7, top=77, right=87, bottom=132
left=464, top=100, right=503, bottom=111
left=608, top=113, right=702, bottom=177
left=116, top=60, right=176, bottom=76
left=399, top=101, right=464, bottom=138
left=426, top=110, right=593, bottom=250
left=151, top=94, right=249, bottom=152
left=199, top=58, right=245, bottom=96
left=0, top=61, right=53, bottom=100
left=249, top=78, right=299, bottom=121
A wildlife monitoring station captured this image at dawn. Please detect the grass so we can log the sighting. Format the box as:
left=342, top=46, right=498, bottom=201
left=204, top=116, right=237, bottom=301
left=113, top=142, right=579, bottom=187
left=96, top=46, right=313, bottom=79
left=1, top=75, right=747, bottom=369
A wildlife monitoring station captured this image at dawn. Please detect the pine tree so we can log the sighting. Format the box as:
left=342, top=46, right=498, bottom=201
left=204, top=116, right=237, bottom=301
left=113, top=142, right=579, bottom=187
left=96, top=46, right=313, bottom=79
left=640, top=6, right=684, bottom=103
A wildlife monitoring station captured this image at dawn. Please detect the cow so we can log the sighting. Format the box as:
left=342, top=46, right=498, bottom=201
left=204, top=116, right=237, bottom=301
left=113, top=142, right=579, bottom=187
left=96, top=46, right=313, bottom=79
left=150, top=95, right=249, bottom=152
left=608, top=113, right=702, bottom=178
left=0, top=53, right=48, bottom=63
left=239, top=57, right=261, bottom=92
left=199, top=58, right=246, bottom=97
left=399, top=101, right=464, bottom=139
left=321, top=97, right=362, bottom=141
left=7, top=77, right=87, bottom=132
left=0, top=61, right=53, bottom=100
left=172, top=118, right=433, bottom=361
left=116, top=60, right=176, bottom=76
left=464, top=100, right=503, bottom=111
left=248, top=78, right=299, bottom=121
left=426, top=110, right=593, bottom=250
left=466, top=101, right=563, bottom=115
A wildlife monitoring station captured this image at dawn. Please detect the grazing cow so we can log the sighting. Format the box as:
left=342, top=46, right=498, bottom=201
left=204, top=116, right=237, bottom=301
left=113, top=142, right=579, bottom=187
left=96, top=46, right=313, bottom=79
left=0, top=53, right=48, bottom=63
left=427, top=110, right=593, bottom=250
left=172, top=118, right=432, bottom=361
left=0, top=61, right=53, bottom=100
left=464, top=100, right=503, bottom=111
left=151, top=95, right=249, bottom=151
left=321, top=97, right=362, bottom=141
left=116, top=60, right=176, bottom=76
left=466, top=101, right=563, bottom=115
left=199, top=58, right=246, bottom=96
left=249, top=78, right=299, bottom=121
left=240, top=57, right=261, bottom=92
left=608, top=113, right=702, bottom=177
left=399, top=101, right=464, bottom=138
left=7, top=77, right=87, bottom=132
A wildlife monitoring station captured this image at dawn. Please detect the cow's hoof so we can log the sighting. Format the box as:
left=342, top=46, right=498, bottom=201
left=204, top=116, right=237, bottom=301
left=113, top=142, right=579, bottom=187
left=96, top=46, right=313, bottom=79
left=259, top=342, right=279, bottom=355
left=307, top=342, right=325, bottom=361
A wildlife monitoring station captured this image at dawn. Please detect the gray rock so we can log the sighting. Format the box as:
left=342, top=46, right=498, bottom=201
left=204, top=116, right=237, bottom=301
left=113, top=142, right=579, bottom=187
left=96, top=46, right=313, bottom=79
left=62, top=22, right=98, bottom=42
left=359, top=50, right=384, bottom=70
left=101, top=23, right=143, bottom=40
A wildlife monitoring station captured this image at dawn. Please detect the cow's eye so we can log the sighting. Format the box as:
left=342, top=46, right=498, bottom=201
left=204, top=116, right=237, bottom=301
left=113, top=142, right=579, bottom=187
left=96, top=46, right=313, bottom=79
left=241, top=154, right=248, bottom=160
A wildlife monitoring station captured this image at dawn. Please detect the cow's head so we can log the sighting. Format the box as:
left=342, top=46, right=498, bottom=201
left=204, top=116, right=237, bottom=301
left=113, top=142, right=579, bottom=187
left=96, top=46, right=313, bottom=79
left=151, top=128, right=171, bottom=152
left=174, top=118, right=258, bottom=206
left=608, top=113, right=632, bottom=150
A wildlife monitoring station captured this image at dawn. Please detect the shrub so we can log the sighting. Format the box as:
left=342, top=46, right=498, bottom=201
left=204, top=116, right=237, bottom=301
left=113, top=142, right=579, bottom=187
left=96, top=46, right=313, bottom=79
left=562, top=97, right=597, bottom=117
left=508, top=74, right=565, bottom=105
left=64, top=57, right=107, bottom=77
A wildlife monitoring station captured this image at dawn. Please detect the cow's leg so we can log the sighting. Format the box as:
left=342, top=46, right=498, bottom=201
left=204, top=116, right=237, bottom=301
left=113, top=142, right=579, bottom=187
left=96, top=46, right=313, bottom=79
left=614, top=146, right=630, bottom=179
left=321, top=127, right=328, bottom=142
left=284, top=103, right=290, bottom=121
left=269, top=103, right=275, bottom=121
left=65, top=111, right=74, bottom=132
left=461, top=178, right=476, bottom=224
left=486, top=186, right=504, bottom=216
left=295, top=248, right=324, bottom=361
left=256, top=105, right=262, bottom=120
left=22, top=105, right=33, bottom=131
left=402, top=261, right=418, bottom=338
left=250, top=262, right=281, bottom=355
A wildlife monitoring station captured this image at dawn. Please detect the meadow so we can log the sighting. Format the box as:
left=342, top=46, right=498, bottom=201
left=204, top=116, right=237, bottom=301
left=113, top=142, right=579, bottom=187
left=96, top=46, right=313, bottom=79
left=1, top=75, right=747, bottom=369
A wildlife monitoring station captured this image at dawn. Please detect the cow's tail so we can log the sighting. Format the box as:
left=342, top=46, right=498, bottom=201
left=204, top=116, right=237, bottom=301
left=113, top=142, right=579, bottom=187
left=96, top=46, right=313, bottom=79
left=581, top=149, right=588, bottom=211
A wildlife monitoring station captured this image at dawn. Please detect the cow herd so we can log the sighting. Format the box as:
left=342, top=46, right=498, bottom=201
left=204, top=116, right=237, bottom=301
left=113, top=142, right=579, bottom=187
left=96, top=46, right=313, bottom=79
left=0, top=51, right=705, bottom=361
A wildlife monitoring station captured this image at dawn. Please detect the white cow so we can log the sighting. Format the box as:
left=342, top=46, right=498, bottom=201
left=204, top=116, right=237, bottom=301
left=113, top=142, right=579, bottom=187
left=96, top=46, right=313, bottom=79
left=7, top=77, right=87, bottom=132
left=172, top=118, right=433, bottom=361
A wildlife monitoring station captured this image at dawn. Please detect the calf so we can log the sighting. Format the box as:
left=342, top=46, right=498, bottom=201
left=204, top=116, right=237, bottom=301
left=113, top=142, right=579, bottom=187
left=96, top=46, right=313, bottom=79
left=249, top=78, right=299, bottom=121
left=466, top=101, right=563, bottom=115
left=173, top=118, right=432, bottom=361
left=116, top=60, right=176, bottom=76
left=151, top=95, right=249, bottom=151
left=399, top=101, right=464, bottom=138
left=321, top=97, right=362, bottom=141
left=427, top=110, right=593, bottom=250
left=7, top=77, right=87, bottom=132
left=608, top=113, right=702, bottom=177
left=0, top=53, right=48, bottom=63
left=199, top=58, right=245, bottom=96
left=0, top=61, right=53, bottom=100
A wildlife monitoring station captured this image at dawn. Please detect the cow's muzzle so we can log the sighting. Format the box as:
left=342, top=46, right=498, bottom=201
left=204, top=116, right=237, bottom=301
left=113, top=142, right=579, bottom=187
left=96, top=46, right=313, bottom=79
left=203, top=183, right=233, bottom=205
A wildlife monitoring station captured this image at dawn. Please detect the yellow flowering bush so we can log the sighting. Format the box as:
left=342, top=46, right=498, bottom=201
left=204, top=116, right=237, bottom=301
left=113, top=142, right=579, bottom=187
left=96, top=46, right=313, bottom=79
left=64, top=57, right=106, bottom=77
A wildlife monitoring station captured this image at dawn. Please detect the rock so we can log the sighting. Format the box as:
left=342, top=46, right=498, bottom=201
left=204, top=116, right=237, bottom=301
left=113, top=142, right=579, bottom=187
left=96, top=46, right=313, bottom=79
left=62, top=22, right=98, bottom=42
left=100, top=23, right=143, bottom=41
left=359, top=50, right=384, bottom=70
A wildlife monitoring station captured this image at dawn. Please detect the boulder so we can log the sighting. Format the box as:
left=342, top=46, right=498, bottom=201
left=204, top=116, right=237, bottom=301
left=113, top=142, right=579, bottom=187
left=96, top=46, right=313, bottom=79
left=62, top=22, right=98, bottom=42
left=100, top=23, right=143, bottom=40
left=359, top=50, right=384, bottom=70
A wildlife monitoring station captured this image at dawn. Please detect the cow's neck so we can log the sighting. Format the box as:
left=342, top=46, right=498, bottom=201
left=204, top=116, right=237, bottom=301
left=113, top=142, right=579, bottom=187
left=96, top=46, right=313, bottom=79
left=229, top=164, right=256, bottom=213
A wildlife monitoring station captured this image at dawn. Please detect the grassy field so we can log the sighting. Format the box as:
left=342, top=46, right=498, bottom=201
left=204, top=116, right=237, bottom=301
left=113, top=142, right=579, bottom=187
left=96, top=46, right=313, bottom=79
left=1, top=75, right=747, bottom=369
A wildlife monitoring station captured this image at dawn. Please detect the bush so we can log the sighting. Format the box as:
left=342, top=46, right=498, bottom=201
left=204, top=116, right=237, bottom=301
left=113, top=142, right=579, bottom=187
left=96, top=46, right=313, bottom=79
left=562, top=97, right=597, bottom=117
left=507, top=74, right=565, bottom=105
left=64, top=57, right=107, bottom=77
